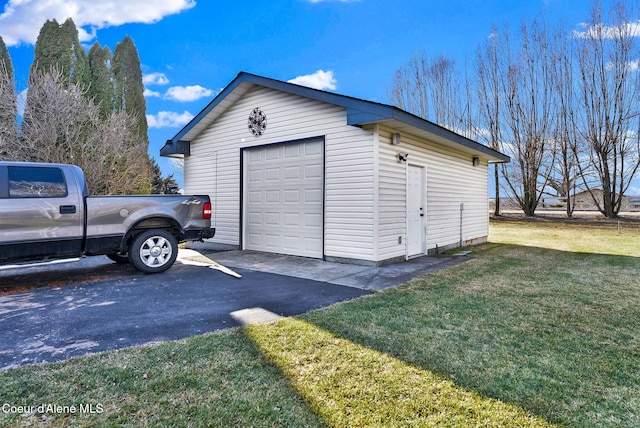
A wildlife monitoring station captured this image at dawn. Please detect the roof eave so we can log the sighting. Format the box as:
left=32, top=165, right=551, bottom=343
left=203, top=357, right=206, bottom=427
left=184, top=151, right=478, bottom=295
left=348, top=107, right=510, bottom=163
left=161, top=71, right=510, bottom=164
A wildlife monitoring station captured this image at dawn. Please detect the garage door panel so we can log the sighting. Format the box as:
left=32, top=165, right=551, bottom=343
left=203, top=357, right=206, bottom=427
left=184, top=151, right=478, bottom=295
left=283, top=236, right=300, bottom=250
left=248, top=190, right=262, bottom=203
left=285, top=166, right=300, bottom=180
left=266, top=212, right=280, bottom=225
left=265, top=234, right=281, bottom=248
left=248, top=212, right=262, bottom=225
left=305, top=213, right=322, bottom=228
left=285, top=144, right=300, bottom=158
left=248, top=169, right=262, bottom=182
left=266, top=146, right=281, bottom=160
left=305, top=189, right=322, bottom=203
left=305, top=237, right=322, bottom=253
left=265, top=190, right=279, bottom=203
left=245, top=140, right=323, bottom=258
left=266, top=167, right=280, bottom=181
left=248, top=150, right=263, bottom=162
left=305, top=140, right=322, bottom=155
left=284, top=212, right=300, bottom=226
left=247, top=233, right=262, bottom=246
left=305, top=163, right=322, bottom=179
left=284, top=189, right=300, bottom=203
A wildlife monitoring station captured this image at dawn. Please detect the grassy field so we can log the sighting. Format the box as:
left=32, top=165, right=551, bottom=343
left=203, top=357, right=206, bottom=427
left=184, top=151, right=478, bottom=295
left=0, top=217, right=638, bottom=427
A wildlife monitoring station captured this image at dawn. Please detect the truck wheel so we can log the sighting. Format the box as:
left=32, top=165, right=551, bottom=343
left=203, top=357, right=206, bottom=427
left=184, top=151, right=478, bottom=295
left=129, top=229, right=178, bottom=274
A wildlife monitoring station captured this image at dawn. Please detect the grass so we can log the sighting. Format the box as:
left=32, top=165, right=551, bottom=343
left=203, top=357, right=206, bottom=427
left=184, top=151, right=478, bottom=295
left=1, top=216, right=639, bottom=427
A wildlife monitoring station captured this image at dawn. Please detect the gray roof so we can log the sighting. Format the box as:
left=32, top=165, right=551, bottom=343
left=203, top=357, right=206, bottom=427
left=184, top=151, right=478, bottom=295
left=161, top=72, right=509, bottom=163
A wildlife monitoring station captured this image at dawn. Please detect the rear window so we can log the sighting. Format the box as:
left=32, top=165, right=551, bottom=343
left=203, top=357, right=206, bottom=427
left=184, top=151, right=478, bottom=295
left=8, top=166, right=68, bottom=198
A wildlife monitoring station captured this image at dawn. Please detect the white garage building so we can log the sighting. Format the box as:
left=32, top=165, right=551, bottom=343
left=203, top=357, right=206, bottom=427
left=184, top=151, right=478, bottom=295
left=161, top=72, right=509, bottom=266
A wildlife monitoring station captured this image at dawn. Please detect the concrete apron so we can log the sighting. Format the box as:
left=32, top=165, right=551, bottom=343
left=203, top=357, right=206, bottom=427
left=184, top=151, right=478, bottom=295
left=185, top=247, right=469, bottom=291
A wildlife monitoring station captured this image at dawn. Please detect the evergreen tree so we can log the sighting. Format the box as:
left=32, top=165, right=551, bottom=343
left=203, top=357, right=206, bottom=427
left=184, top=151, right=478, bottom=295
left=62, top=18, right=90, bottom=89
left=30, top=18, right=89, bottom=88
left=150, top=158, right=179, bottom=194
left=0, top=36, right=17, bottom=158
left=112, top=36, right=151, bottom=193
left=112, top=36, right=149, bottom=143
left=88, top=42, right=114, bottom=118
left=30, top=20, right=61, bottom=77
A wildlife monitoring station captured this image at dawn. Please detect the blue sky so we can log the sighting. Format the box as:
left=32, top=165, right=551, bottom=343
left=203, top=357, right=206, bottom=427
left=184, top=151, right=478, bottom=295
left=0, top=0, right=627, bottom=190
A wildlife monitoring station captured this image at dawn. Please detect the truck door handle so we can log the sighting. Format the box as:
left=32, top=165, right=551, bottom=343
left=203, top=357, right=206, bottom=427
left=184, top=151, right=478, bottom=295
left=59, top=205, right=77, bottom=214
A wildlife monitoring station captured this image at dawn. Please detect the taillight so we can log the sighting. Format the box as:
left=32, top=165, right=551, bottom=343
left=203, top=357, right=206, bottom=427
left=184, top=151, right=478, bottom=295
left=203, top=201, right=212, bottom=220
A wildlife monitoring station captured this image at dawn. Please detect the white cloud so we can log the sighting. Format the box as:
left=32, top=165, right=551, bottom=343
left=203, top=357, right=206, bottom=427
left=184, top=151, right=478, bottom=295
left=143, top=89, right=162, bottom=98
left=572, top=21, right=640, bottom=40
left=0, top=0, right=196, bottom=46
left=143, top=72, right=170, bottom=86
left=626, top=60, right=640, bottom=71
left=288, top=69, right=337, bottom=90
left=164, top=85, right=214, bottom=102
left=146, top=111, right=194, bottom=128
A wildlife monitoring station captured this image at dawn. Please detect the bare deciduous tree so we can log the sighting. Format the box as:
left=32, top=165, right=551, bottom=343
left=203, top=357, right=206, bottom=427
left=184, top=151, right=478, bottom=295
left=500, top=19, right=556, bottom=217
left=388, top=52, right=464, bottom=130
left=14, top=70, right=148, bottom=194
left=573, top=1, right=640, bottom=218
left=547, top=24, right=582, bottom=218
left=476, top=26, right=506, bottom=216
left=0, top=66, right=17, bottom=157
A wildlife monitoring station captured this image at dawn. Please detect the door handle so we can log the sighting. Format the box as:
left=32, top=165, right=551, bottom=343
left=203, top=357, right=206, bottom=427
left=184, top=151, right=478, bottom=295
left=59, top=205, right=77, bottom=214
left=420, top=207, right=424, bottom=217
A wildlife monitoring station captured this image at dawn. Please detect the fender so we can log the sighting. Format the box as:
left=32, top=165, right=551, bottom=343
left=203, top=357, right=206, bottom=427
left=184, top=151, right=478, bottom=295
left=119, top=214, right=184, bottom=252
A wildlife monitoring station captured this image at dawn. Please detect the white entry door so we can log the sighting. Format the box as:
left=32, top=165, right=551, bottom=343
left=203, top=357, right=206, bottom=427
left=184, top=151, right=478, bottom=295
left=407, top=165, right=425, bottom=257
left=244, top=139, right=324, bottom=258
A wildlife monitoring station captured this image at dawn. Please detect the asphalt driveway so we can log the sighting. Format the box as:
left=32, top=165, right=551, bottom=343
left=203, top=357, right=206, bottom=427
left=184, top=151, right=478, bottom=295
left=0, top=254, right=371, bottom=370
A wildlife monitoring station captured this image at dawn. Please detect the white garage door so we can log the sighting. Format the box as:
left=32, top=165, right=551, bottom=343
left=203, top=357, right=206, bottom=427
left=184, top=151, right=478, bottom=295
left=244, top=139, right=324, bottom=258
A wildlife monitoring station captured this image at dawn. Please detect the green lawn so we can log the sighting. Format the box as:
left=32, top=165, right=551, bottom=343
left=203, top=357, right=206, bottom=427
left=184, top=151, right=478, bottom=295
left=1, top=217, right=638, bottom=427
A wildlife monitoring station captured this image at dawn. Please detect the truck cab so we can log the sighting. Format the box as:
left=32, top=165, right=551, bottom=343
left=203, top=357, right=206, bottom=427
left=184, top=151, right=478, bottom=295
left=0, top=163, right=87, bottom=262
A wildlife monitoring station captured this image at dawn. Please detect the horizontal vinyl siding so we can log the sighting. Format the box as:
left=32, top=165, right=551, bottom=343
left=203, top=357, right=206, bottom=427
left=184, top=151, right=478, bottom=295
left=185, top=86, right=375, bottom=260
left=377, top=127, right=489, bottom=257
left=324, top=125, right=375, bottom=260
left=378, top=131, right=407, bottom=260
left=422, top=142, right=488, bottom=250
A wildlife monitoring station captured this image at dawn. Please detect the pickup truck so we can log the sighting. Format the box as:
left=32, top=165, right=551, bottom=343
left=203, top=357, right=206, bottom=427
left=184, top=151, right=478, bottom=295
left=0, top=161, right=215, bottom=274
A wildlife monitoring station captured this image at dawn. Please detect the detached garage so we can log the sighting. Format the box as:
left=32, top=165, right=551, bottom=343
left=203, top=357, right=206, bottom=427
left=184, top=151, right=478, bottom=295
left=161, top=72, right=509, bottom=266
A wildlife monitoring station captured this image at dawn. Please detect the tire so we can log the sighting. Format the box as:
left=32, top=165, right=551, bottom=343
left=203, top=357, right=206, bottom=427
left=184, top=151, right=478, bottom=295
left=107, top=253, right=130, bottom=264
left=128, top=229, right=178, bottom=274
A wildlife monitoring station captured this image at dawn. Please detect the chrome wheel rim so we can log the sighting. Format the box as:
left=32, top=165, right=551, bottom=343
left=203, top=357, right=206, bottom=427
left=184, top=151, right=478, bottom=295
left=139, top=236, right=172, bottom=268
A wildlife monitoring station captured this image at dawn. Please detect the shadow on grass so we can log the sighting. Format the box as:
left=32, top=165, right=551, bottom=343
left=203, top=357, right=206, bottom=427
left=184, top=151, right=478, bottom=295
left=286, top=243, right=640, bottom=427
left=236, top=238, right=639, bottom=426
left=242, top=315, right=558, bottom=427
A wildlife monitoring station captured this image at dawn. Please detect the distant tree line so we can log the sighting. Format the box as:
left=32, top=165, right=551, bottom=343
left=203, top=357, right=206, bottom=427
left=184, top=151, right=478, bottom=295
left=0, top=18, right=177, bottom=194
left=389, top=0, right=640, bottom=218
